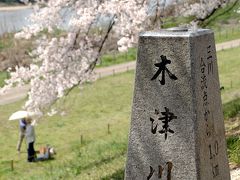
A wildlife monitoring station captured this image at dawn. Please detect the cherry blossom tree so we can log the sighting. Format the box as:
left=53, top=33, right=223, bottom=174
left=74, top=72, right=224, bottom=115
left=0, top=0, right=229, bottom=114
left=1, top=0, right=151, bottom=114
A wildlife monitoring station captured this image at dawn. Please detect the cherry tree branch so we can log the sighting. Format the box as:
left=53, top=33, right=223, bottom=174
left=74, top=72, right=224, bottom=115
left=197, top=0, right=238, bottom=26
left=89, top=14, right=116, bottom=71
left=63, top=15, right=116, bottom=98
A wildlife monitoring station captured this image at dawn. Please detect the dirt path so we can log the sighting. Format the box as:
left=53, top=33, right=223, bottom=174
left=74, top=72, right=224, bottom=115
left=0, top=39, right=240, bottom=106
left=0, top=5, right=31, bottom=11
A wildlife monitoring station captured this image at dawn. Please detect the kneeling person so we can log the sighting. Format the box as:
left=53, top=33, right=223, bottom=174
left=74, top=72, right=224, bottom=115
left=37, top=145, right=56, bottom=161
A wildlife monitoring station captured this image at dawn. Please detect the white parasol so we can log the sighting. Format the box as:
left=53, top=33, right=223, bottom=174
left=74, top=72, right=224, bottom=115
left=8, top=110, right=35, bottom=121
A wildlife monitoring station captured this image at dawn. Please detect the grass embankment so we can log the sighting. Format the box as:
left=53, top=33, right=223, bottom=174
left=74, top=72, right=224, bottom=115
left=0, top=71, right=133, bottom=179
left=218, top=47, right=240, bottom=103
left=0, top=47, right=240, bottom=179
left=97, top=48, right=136, bottom=68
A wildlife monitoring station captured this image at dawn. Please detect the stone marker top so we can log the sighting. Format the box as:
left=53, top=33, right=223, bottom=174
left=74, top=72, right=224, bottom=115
left=140, top=28, right=213, bottom=37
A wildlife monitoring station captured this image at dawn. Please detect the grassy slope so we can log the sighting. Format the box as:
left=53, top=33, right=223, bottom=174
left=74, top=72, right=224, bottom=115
left=0, top=47, right=240, bottom=179
left=0, top=71, right=133, bottom=179
left=218, top=47, right=240, bottom=103
left=0, top=3, right=240, bottom=177
left=97, top=48, right=137, bottom=68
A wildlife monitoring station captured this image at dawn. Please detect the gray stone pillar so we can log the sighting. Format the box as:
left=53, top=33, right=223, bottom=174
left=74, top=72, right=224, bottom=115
left=125, top=29, right=230, bottom=180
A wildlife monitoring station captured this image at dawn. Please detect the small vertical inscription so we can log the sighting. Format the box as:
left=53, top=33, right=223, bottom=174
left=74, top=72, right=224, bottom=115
left=199, top=45, right=219, bottom=178
left=147, top=162, right=173, bottom=180
left=200, top=58, right=210, bottom=125
left=147, top=166, right=155, bottom=180
left=167, top=162, right=173, bottom=180
left=158, top=165, right=164, bottom=178
left=209, top=140, right=219, bottom=160
left=207, top=45, right=214, bottom=75
left=200, top=57, right=211, bottom=137
left=212, top=164, right=220, bottom=177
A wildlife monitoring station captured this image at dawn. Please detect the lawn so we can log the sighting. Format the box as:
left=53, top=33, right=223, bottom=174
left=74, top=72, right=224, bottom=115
left=0, top=1, right=240, bottom=178
left=218, top=47, right=240, bottom=103
left=96, top=48, right=137, bottom=68
left=0, top=48, right=240, bottom=180
left=0, top=46, right=240, bottom=179
left=0, top=71, right=134, bottom=179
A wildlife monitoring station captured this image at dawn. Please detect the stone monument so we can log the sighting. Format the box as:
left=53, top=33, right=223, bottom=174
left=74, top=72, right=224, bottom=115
left=125, top=28, right=230, bottom=180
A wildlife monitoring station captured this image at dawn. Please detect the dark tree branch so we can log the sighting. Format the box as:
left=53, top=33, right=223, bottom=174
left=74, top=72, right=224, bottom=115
left=198, top=0, right=238, bottom=27
left=88, top=14, right=116, bottom=71
left=135, top=0, right=146, bottom=6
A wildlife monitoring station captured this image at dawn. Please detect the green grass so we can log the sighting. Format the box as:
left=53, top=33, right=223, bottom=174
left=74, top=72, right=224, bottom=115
left=0, top=71, right=134, bottom=179
left=0, top=33, right=14, bottom=51
left=227, top=136, right=240, bottom=164
left=0, top=40, right=240, bottom=179
left=162, top=16, right=195, bottom=29
left=223, top=98, right=240, bottom=119
left=218, top=47, right=240, bottom=103
left=214, top=26, right=240, bottom=43
left=0, top=71, right=8, bottom=87
left=97, top=48, right=137, bottom=68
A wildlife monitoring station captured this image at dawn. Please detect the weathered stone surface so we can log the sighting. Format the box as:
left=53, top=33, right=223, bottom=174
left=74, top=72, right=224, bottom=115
left=125, top=29, right=230, bottom=180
